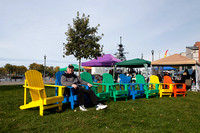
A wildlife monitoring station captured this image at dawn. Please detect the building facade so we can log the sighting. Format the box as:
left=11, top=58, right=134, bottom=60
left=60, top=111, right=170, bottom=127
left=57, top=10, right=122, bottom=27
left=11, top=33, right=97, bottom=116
left=185, top=42, right=200, bottom=63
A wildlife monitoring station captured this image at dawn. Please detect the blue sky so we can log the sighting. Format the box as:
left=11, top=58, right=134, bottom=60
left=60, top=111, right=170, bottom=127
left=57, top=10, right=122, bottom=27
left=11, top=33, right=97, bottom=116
left=0, top=0, right=200, bottom=68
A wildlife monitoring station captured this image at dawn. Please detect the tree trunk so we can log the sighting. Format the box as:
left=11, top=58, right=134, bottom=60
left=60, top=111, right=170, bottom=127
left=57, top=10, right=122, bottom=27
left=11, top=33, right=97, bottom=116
left=78, top=58, right=81, bottom=78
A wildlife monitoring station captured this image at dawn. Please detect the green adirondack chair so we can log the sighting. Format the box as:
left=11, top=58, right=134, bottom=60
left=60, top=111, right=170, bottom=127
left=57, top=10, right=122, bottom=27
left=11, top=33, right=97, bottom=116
left=136, top=74, right=159, bottom=99
left=101, top=73, right=129, bottom=102
left=80, top=72, right=110, bottom=101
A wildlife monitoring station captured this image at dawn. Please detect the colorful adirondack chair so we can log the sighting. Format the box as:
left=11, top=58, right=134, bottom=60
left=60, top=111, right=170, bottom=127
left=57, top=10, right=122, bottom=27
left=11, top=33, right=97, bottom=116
left=119, top=74, right=145, bottom=100
left=80, top=72, right=110, bottom=101
left=136, top=74, right=159, bottom=99
left=20, top=70, right=64, bottom=116
left=150, top=75, right=173, bottom=98
left=101, top=73, right=129, bottom=102
left=55, top=71, right=78, bottom=109
left=163, top=76, right=186, bottom=97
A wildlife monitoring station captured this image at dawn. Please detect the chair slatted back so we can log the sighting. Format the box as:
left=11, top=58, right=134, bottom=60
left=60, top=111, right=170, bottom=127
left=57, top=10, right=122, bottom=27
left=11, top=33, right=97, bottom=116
left=102, top=73, right=114, bottom=84
left=135, top=74, right=145, bottom=84
left=150, top=75, right=160, bottom=84
left=127, top=76, right=132, bottom=83
left=25, top=70, right=46, bottom=101
left=81, top=72, right=93, bottom=84
left=135, top=74, right=147, bottom=90
left=119, top=74, right=129, bottom=83
left=163, top=76, right=173, bottom=84
left=55, top=71, right=65, bottom=85
left=149, top=75, right=160, bottom=89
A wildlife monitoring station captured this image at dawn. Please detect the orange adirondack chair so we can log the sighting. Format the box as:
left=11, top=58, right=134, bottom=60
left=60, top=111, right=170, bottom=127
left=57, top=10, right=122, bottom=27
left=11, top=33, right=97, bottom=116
left=163, top=76, right=186, bottom=97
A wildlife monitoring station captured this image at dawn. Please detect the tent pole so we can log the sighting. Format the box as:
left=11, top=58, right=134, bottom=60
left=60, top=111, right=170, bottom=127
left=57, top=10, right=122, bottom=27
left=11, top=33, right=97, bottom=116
left=195, top=64, right=199, bottom=91
left=113, top=65, right=115, bottom=82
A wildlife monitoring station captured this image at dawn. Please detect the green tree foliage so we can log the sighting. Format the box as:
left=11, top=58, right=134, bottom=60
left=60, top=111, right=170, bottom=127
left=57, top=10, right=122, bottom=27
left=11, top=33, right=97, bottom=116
left=29, top=63, right=44, bottom=73
left=1, top=63, right=58, bottom=79
left=63, top=12, right=104, bottom=76
left=2, top=64, right=27, bottom=78
left=54, top=66, right=60, bottom=73
left=46, top=66, right=54, bottom=77
left=0, top=67, right=6, bottom=78
left=4, top=64, right=13, bottom=78
left=29, top=63, right=58, bottom=78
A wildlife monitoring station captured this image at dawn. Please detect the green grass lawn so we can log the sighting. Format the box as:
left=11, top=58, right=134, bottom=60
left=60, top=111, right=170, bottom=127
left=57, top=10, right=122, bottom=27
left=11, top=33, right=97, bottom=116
left=0, top=85, right=200, bottom=132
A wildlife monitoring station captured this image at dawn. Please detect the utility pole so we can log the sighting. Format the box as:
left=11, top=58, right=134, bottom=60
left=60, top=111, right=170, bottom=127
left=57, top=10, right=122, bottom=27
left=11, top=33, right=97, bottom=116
left=151, top=50, right=154, bottom=61
left=44, top=55, right=46, bottom=79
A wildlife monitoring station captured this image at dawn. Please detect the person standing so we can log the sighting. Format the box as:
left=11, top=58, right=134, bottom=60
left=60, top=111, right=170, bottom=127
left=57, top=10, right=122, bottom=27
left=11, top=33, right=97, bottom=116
left=61, top=64, right=107, bottom=111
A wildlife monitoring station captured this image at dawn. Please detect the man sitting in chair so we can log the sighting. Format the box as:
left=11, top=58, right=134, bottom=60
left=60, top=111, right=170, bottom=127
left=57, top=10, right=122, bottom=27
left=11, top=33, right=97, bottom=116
left=61, top=64, right=107, bottom=111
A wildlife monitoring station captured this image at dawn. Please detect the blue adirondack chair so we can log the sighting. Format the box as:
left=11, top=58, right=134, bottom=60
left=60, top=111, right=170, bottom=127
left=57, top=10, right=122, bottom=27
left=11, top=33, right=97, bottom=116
left=55, top=71, right=90, bottom=109
left=55, top=71, right=78, bottom=109
left=119, top=74, right=145, bottom=100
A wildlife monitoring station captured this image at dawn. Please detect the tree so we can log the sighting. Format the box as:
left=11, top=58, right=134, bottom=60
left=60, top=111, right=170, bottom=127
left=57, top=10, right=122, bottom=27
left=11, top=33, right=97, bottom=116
left=0, top=67, right=6, bottom=78
left=29, top=63, right=44, bottom=73
left=4, top=64, right=13, bottom=78
left=63, top=12, right=104, bottom=77
left=46, top=66, right=54, bottom=77
left=3, top=64, right=28, bottom=78
left=18, top=66, right=27, bottom=76
left=54, top=66, right=60, bottom=73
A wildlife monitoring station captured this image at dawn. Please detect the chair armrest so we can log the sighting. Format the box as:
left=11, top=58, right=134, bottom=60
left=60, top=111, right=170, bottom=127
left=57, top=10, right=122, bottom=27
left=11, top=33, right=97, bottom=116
left=173, top=83, right=185, bottom=85
left=159, top=83, right=171, bottom=85
left=45, top=84, right=66, bottom=88
left=23, top=85, right=44, bottom=90
left=148, top=83, right=159, bottom=85
left=81, top=84, right=88, bottom=87
left=93, top=85, right=98, bottom=88
left=94, top=83, right=115, bottom=86
left=133, top=83, right=146, bottom=86
left=115, top=83, right=129, bottom=86
left=81, top=84, right=90, bottom=90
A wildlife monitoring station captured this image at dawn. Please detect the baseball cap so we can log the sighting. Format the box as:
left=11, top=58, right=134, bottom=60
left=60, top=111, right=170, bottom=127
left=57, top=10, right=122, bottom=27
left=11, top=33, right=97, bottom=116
left=68, top=64, right=74, bottom=69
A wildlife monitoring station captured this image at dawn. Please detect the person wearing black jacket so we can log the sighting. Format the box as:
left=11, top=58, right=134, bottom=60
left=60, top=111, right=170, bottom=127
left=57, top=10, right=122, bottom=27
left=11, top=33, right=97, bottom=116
left=180, top=69, right=190, bottom=83
left=61, top=64, right=107, bottom=111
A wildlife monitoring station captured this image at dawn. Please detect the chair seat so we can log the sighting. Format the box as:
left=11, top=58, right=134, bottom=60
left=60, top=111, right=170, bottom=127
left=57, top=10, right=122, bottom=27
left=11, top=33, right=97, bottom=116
left=115, top=90, right=129, bottom=95
left=148, top=90, right=159, bottom=93
left=96, top=92, right=110, bottom=97
left=161, top=89, right=173, bottom=93
left=44, top=96, right=64, bottom=105
left=162, top=92, right=173, bottom=96
left=135, top=90, right=145, bottom=94
left=174, top=89, right=186, bottom=92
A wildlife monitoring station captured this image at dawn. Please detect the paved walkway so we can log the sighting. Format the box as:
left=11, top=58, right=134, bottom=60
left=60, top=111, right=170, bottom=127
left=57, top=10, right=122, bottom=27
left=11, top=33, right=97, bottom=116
left=0, top=80, right=55, bottom=85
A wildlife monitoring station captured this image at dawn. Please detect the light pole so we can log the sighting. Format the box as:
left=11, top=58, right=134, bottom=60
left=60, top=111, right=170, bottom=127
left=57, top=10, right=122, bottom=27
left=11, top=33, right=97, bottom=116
left=151, top=50, right=154, bottom=61
left=44, top=55, right=46, bottom=79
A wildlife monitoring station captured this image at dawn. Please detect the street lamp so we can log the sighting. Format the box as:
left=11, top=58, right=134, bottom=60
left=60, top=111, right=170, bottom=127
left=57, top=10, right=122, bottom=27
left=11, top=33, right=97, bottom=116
left=151, top=50, right=154, bottom=61
left=44, top=55, right=46, bottom=79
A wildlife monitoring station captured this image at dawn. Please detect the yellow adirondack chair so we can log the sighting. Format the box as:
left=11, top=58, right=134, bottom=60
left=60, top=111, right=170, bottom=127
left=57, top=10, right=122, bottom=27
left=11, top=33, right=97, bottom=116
left=150, top=75, right=173, bottom=98
left=19, top=70, right=65, bottom=116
